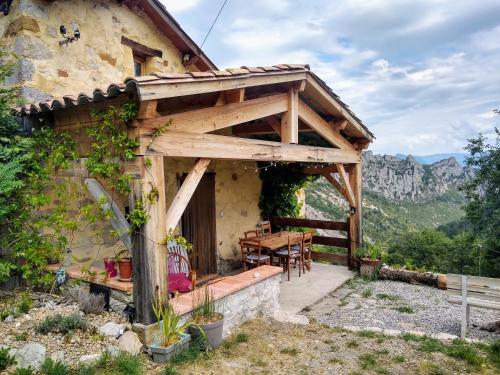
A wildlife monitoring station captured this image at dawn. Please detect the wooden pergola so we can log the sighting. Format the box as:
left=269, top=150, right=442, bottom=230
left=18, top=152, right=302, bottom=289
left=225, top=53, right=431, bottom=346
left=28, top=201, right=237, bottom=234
left=19, top=64, right=374, bottom=324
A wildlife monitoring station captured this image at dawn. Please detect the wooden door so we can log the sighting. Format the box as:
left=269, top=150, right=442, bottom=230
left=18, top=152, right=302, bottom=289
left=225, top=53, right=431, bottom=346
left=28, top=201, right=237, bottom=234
left=181, top=173, right=217, bottom=277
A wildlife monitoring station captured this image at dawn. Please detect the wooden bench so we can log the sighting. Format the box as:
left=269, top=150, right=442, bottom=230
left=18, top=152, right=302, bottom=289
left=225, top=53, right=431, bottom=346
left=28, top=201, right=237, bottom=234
left=447, top=274, right=500, bottom=338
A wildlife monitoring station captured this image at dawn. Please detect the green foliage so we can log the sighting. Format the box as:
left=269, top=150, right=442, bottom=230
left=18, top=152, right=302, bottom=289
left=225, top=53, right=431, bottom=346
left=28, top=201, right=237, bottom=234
left=86, top=104, right=138, bottom=194
left=358, top=241, right=387, bottom=260
left=259, top=163, right=317, bottom=220
left=192, top=283, right=220, bottom=324
left=460, top=128, right=500, bottom=276
left=0, top=346, right=16, bottom=370
left=74, top=352, right=144, bottom=375
left=152, top=293, right=197, bottom=347
left=17, top=291, right=32, bottom=314
left=15, top=368, right=35, bottom=375
left=41, top=358, right=70, bottom=375
left=35, top=313, right=87, bottom=335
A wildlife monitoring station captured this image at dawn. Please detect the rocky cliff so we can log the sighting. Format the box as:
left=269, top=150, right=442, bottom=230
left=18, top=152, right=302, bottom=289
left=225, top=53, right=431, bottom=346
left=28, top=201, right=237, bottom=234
left=362, top=151, right=473, bottom=202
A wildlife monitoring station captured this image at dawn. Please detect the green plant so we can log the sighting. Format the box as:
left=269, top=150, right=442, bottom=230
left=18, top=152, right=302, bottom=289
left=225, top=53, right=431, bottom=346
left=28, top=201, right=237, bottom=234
left=488, top=339, right=500, bottom=368
left=114, top=353, right=144, bottom=375
left=168, top=336, right=207, bottom=366
left=17, top=291, right=32, bottom=314
left=152, top=293, right=197, bottom=347
left=163, top=230, right=193, bottom=252
left=396, top=306, right=415, bottom=314
left=191, top=283, right=222, bottom=324
left=235, top=332, right=249, bottom=343
left=15, top=368, right=35, bottom=375
left=359, top=353, right=377, bottom=369
left=280, top=347, right=300, bottom=356
left=41, top=358, right=69, bottom=375
left=0, top=346, right=16, bottom=370
left=346, top=340, right=359, bottom=348
left=358, top=241, right=387, bottom=260
left=361, top=289, right=373, bottom=298
left=35, top=313, right=86, bottom=335
left=376, top=293, right=400, bottom=301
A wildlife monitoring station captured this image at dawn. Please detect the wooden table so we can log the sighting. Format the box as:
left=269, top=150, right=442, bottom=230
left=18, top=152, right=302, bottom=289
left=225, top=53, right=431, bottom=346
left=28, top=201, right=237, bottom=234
left=240, top=231, right=302, bottom=252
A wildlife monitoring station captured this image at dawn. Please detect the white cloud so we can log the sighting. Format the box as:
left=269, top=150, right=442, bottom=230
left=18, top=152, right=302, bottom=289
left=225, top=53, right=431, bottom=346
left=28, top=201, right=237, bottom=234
left=162, top=0, right=201, bottom=12
left=168, top=0, right=500, bottom=155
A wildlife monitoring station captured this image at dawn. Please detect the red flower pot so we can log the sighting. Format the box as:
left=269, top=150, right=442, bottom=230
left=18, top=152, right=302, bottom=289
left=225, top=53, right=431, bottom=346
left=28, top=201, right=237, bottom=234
left=103, top=257, right=117, bottom=278
left=118, top=257, right=133, bottom=281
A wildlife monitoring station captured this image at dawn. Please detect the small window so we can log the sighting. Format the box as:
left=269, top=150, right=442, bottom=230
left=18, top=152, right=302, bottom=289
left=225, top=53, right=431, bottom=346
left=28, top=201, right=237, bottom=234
left=133, top=54, right=146, bottom=76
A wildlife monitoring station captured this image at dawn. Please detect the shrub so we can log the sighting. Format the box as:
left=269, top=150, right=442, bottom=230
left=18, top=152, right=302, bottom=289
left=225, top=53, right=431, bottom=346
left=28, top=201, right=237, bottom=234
left=17, top=291, right=33, bottom=314
left=0, top=346, right=16, bottom=370
left=35, top=313, right=86, bottom=335
left=78, top=290, right=105, bottom=315
left=41, top=358, right=70, bottom=375
left=235, top=332, right=249, bottom=343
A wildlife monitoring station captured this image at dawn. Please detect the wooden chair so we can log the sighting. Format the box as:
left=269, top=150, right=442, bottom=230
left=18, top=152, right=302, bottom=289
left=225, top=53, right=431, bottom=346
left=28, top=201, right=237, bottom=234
left=257, top=221, right=272, bottom=237
left=302, top=231, right=313, bottom=272
left=274, top=235, right=303, bottom=281
left=239, top=238, right=271, bottom=271
left=167, top=242, right=196, bottom=295
left=244, top=229, right=258, bottom=239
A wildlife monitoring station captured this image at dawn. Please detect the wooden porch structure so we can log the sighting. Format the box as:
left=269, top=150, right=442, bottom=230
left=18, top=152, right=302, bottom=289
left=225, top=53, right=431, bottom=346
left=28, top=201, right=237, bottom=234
left=19, top=64, right=374, bottom=324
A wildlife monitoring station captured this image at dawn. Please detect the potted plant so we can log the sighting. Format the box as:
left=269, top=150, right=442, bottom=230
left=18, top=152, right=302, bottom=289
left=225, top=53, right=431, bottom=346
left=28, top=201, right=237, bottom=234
left=116, top=249, right=132, bottom=281
left=150, top=293, right=199, bottom=363
left=190, top=283, right=224, bottom=349
left=103, top=255, right=117, bottom=278
left=358, top=241, right=387, bottom=278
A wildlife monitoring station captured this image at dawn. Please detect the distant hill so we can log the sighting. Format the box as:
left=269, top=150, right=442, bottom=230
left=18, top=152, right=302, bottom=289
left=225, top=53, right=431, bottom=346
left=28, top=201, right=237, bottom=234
left=305, top=152, right=473, bottom=242
left=394, top=153, right=468, bottom=166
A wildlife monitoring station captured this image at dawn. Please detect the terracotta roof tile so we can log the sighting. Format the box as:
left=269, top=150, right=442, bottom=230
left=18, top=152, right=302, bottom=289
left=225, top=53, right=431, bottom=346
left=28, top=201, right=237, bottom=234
left=14, top=63, right=372, bottom=138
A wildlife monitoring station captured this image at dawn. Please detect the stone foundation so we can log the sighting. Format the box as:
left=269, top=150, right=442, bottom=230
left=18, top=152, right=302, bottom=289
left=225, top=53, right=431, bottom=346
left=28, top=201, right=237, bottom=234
left=133, top=266, right=282, bottom=345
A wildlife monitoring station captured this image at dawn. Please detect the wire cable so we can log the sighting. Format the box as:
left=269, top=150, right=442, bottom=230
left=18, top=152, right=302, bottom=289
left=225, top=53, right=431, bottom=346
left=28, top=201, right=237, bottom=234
left=199, top=0, right=230, bottom=49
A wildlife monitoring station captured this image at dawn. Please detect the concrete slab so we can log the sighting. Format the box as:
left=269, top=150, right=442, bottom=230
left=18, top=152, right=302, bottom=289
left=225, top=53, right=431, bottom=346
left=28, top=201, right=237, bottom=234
left=279, top=263, right=353, bottom=313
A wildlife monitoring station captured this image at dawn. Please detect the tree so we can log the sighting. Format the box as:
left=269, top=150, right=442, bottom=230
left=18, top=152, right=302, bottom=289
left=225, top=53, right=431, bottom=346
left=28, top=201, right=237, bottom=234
left=460, top=126, right=500, bottom=276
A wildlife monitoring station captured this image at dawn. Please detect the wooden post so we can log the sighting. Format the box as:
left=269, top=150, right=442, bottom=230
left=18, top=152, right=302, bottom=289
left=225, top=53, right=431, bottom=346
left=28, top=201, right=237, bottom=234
left=130, top=155, right=167, bottom=324
left=346, top=217, right=352, bottom=269
left=349, top=161, right=363, bottom=256
left=281, top=86, right=298, bottom=144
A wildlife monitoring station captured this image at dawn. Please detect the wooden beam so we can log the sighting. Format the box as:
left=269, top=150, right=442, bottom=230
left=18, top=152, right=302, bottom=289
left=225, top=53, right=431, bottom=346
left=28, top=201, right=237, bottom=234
left=130, top=155, right=167, bottom=324
left=143, top=131, right=361, bottom=164
left=136, top=100, right=158, bottom=120
left=303, top=164, right=338, bottom=174
left=331, top=119, right=348, bottom=131
left=298, top=100, right=355, bottom=151
left=270, top=216, right=348, bottom=231
left=225, top=88, right=245, bottom=103
left=137, top=71, right=308, bottom=101
left=137, top=93, right=288, bottom=135
left=266, top=116, right=282, bottom=137
left=335, top=163, right=356, bottom=208
left=121, top=36, right=162, bottom=58
left=323, top=172, right=349, bottom=202
left=165, top=158, right=211, bottom=231
left=281, top=87, right=298, bottom=144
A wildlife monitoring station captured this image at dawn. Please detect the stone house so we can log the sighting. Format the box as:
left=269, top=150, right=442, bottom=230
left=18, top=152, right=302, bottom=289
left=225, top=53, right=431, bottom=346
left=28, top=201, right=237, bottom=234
left=7, top=0, right=374, bottom=331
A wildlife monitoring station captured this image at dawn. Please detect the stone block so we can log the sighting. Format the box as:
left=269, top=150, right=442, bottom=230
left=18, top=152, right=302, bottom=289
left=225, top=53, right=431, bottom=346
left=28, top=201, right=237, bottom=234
left=5, top=15, right=40, bottom=36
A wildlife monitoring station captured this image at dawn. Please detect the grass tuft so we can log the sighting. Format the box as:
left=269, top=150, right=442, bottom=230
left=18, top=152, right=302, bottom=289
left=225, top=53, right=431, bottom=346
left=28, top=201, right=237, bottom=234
left=346, top=340, right=359, bottom=348
left=235, top=332, right=249, bottom=343
left=362, top=289, right=373, bottom=298
left=359, top=353, right=377, bottom=369
left=396, top=306, right=415, bottom=314
left=280, top=347, right=300, bottom=356
left=41, top=358, right=70, bottom=375
left=0, top=347, right=16, bottom=371
left=376, top=293, right=400, bottom=301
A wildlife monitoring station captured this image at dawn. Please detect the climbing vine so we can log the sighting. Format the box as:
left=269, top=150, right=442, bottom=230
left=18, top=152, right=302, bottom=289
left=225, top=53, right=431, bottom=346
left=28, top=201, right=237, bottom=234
left=258, top=162, right=318, bottom=220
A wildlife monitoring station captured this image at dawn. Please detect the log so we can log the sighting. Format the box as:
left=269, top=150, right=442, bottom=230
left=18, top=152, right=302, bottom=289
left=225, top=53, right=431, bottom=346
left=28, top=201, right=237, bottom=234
left=378, top=265, right=441, bottom=288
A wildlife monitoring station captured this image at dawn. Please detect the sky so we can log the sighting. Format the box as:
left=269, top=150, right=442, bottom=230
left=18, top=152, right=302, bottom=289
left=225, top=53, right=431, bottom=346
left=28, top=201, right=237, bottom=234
left=162, top=0, right=500, bottom=155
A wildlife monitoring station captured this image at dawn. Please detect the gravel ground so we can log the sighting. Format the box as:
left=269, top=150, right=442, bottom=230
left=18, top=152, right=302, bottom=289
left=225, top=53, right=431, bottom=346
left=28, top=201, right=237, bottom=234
left=0, top=292, right=129, bottom=367
left=306, top=279, right=500, bottom=341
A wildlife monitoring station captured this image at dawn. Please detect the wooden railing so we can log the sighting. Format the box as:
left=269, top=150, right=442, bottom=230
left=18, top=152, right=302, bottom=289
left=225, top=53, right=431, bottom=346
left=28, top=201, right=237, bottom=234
left=270, top=216, right=352, bottom=268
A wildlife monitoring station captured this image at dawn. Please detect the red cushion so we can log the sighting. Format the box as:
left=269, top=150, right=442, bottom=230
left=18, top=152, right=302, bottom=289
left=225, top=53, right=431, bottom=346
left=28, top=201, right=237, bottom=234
left=168, top=273, right=192, bottom=293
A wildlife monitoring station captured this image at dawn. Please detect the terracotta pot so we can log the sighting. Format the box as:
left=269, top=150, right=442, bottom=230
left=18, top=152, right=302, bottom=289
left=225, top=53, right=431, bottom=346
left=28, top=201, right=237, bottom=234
left=118, top=257, right=133, bottom=281
left=103, top=257, right=117, bottom=278
left=359, top=258, right=381, bottom=278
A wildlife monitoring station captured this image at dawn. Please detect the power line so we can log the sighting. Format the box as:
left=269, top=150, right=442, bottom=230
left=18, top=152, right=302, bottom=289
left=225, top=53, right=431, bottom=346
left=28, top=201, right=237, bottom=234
left=199, top=0, right=230, bottom=49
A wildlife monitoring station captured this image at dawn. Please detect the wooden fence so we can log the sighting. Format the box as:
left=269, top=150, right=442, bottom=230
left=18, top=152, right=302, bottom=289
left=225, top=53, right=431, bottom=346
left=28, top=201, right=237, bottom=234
left=270, top=216, right=353, bottom=268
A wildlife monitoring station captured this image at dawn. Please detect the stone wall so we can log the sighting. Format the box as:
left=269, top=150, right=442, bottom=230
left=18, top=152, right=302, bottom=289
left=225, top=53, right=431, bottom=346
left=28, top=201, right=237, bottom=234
left=1, top=0, right=197, bottom=101
left=133, top=267, right=282, bottom=344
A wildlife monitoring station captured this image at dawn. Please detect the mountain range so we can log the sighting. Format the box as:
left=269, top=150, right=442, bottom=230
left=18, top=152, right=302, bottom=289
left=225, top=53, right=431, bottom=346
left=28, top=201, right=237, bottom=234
left=394, top=153, right=468, bottom=166
left=305, top=152, right=472, bottom=242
